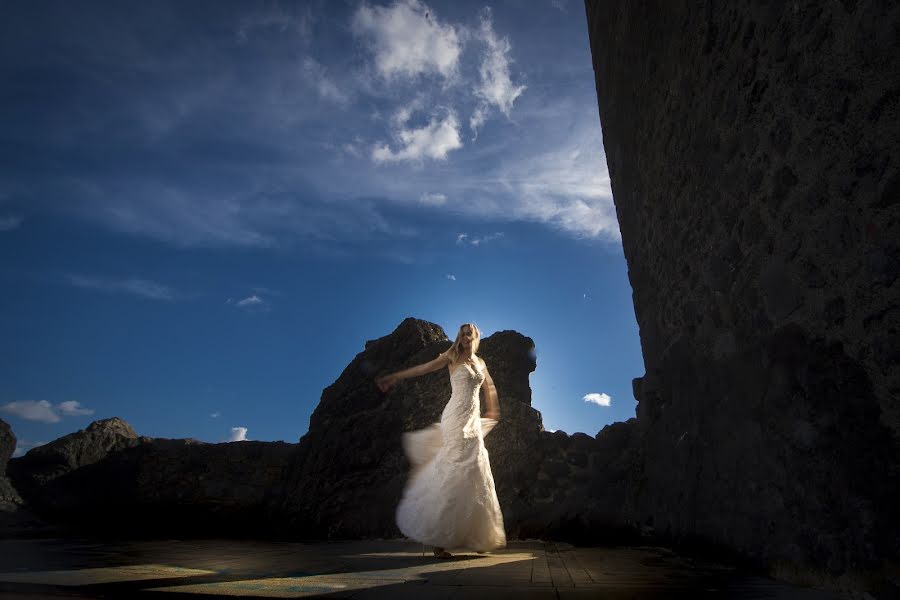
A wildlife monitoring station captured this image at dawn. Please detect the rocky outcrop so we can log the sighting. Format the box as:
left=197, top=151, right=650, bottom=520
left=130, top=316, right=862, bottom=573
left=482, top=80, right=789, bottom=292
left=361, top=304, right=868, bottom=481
left=279, top=318, right=552, bottom=539
left=4, top=319, right=640, bottom=545
left=0, top=419, right=23, bottom=511
left=10, top=436, right=297, bottom=536
left=585, top=0, right=900, bottom=595
left=7, top=417, right=141, bottom=501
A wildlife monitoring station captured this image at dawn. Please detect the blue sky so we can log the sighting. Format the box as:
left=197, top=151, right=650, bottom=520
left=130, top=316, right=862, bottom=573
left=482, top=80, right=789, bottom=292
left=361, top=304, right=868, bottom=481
left=0, top=0, right=643, bottom=455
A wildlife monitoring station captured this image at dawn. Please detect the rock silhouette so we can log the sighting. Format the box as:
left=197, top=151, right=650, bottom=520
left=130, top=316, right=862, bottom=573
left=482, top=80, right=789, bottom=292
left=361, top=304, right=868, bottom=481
left=4, top=319, right=638, bottom=545
left=585, top=0, right=899, bottom=594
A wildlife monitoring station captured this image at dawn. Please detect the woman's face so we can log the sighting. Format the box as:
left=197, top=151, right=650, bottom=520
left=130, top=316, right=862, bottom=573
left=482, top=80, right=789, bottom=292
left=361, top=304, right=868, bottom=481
left=460, top=326, right=474, bottom=348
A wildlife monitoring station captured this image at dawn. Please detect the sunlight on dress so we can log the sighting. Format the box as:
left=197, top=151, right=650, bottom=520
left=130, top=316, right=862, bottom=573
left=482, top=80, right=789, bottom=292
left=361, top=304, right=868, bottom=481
left=395, top=360, right=506, bottom=551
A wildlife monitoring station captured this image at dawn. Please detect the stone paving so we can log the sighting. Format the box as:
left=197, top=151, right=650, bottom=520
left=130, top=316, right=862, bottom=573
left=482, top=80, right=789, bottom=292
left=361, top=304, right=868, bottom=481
left=0, top=538, right=842, bottom=599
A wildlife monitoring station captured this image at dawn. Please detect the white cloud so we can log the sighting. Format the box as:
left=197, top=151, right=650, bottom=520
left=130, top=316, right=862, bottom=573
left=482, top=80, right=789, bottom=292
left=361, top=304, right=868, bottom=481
left=12, top=440, right=48, bottom=458
left=227, top=294, right=270, bottom=312
left=470, top=8, right=526, bottom=135
left=210, top=411, right=221, bottom=418
left=455, top=231, right=504, bottom=246
left=57, top=401, right=95, bottom=417
left=0, top=400, right=96, bottom=423
left=391, top=96, right=425, bottom=127
left=237, top=295, right=263, bottom=307
left=0, top=400, right=59, bottom=423
left=445, top=273, right=456, bottom=281
left=352, top=0, right=461, bottom=81
left=302, top=57, right=349, bottom=106
left=419, top=192, right=447, bottom=206
left=372, top=111, right=462, bottom=163
left=583, top=392, right=612, bottom=407
left=469, top=106, right=487, bottom=138
left=229, top=426, right=248, bottom=442
left=65, top=274, right=176, bottom=301
left=0, top=215, right=23, bottom=231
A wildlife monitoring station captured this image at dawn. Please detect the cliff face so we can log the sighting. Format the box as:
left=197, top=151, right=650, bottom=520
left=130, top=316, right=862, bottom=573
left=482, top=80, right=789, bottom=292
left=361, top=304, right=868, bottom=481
left=585, top=0, right=899, bottom=589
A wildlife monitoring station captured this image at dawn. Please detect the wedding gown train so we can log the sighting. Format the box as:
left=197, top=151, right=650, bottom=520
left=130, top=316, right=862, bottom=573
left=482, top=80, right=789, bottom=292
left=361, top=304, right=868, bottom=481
left=395, top=359, right=507, bottom=551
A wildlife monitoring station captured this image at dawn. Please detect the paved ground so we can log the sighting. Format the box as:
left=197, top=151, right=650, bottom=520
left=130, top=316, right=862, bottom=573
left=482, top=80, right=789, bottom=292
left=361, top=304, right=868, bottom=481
left=0, top=538, right=842, bottom=599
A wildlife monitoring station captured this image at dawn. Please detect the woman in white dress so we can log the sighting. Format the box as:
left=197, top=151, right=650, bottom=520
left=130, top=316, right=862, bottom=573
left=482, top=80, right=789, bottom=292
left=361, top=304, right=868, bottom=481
left=375, top=323, right=506, bottom=558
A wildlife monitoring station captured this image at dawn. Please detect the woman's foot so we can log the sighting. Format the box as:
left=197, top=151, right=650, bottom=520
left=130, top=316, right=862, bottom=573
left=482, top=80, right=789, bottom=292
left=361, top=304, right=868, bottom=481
left=433, top=547, right=452, bottom=558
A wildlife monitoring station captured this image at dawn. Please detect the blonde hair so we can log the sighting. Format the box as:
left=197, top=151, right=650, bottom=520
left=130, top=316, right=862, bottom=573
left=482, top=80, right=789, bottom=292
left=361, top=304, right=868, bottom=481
left=442, top=322, right=481, bottom=363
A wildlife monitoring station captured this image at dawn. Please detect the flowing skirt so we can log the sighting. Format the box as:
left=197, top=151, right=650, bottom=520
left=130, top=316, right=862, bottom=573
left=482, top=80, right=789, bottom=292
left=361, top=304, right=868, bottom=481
left=396, top=417, right=506, bottom=551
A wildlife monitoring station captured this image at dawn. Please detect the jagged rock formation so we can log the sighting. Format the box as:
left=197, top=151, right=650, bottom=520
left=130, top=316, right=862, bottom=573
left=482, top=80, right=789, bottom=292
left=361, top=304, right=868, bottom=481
left=7, top=418, right=297, bottom=535
left=0, top=419, right=23, bottom=512
left=585, top=0, right=899, bottom=595
left=8, top=417, right=141, bottom=501
left=6, top=319, right=640, bottom=544
left=280, top=318, right=558, bottom=538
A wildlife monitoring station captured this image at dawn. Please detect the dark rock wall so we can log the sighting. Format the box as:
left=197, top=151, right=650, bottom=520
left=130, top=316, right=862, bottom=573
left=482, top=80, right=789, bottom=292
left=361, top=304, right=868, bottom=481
left=279, top=318, right=551, bottom=539
left=0, top=419, right=23, bottom=511
left=5, top=319, right=641, bottom=546
left=585, top=0, right=899, bottom=589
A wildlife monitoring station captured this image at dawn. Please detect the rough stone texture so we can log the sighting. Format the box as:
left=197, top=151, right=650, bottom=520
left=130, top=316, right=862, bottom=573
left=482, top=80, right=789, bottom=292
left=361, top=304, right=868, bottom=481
left=9, top=436, right=297, bottom=536
left=585, top=0, right=900, bottom=595
left=0, top=419, right=23, bottom=511
left=7, top=417, right=141, bottom=500
left=279, top=318, right=553, bottom=540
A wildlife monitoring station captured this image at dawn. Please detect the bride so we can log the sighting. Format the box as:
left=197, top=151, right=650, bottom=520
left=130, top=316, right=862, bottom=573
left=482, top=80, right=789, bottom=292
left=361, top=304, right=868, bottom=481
left=375, top=323, right=506, bottom=558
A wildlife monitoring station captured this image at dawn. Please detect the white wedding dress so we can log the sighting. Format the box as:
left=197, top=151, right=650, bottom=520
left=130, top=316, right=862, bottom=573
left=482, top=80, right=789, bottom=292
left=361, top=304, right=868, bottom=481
left=395, top=359, right=507, bottom=551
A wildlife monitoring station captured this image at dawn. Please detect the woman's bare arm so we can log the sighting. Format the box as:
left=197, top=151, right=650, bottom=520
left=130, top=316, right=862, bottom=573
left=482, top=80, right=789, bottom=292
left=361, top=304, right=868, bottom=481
left=376, top=351, right=451, bottom=391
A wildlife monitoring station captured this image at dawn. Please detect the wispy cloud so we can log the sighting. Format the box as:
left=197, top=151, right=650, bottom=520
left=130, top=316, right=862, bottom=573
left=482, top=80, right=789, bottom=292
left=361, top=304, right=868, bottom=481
left=470, top=8, right=526, bottom=136
left=229, top=426, right=248, bottom=442
left=0, top=215, right=23, bottom=231
left=1, top=1, right=615, bottom=254
left=583, top=392, right=612, bottom=407
left=445, top=273, right=456, bottom=281
left=456, top=231, right=504, bottom=246
left=302, top=57, right=349, bottom=106
left=66, top=274, right=177, bottom=301
left=492, top=116, right=619, bottom=241
left=351, top=0, right=461, bottom=82
left=227, top=294, right=270, bottom=312
left=419, top=192, right=447, bottom=206
left=210, top=411, right=221, bottom=419
left=237, top=295, right=263, bottom=307
left=1, top=400, right=95, bottom=423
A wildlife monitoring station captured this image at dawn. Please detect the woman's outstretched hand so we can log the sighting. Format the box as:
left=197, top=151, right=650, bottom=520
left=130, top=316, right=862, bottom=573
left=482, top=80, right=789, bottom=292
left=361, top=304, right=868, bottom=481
left=376, top=374, right=397, bottom=393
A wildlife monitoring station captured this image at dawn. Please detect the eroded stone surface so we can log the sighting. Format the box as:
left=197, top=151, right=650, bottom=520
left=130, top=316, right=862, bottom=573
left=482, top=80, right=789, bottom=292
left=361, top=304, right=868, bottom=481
left=584, top=0, right=900, bottom=594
